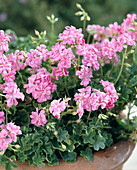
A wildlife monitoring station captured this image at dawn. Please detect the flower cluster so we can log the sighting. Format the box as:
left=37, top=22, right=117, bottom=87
left=30, top=108, right=47, bottom=127
left=74, top=81, right=118, bottom=118
left=87, top=14, right=136, bottom=65
left=0, top=121, right=22, bottom=151
left=0, top=30, right=10, bottom=53
left=0, top=13, right=137, bottom=162
left=59, top=26, right=85, bottom=45
left=49, top=98, right=70, bottom=120
left=24, top=68, right=57, bottom=102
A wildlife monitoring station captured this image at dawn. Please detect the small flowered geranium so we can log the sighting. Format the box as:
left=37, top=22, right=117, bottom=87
left=0, top=9, right=137, bottom=169
left=30, top=108, right=47, bottom=127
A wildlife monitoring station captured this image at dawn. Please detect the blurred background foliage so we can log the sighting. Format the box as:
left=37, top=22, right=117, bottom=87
left=0, top=0, right=137, bottom=36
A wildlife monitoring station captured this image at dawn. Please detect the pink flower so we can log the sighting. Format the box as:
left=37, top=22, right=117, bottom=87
left=0, top=129, right=11, bottom=151
left=0, top=122, right=22, bottom=151
left=0, top=111, right=5, bottom=124
left=101, top=39, right=117, bottom=60
left=74, top=81, right=118, bottom=119
left=6, top=122, right=22, bottom=142
left=0, top=30, right=10, bottom=53
left=7, top=50, right=26, bottom=71
left=76, top=44, right=99, bottom=71
left=86, top=25, right=106, bottom=41
left=3, top=82, right=24, bottom=107
left=36, top=45, right=49, bottom=62
left=52, top=67, right=68, bottom=80
left=2, top=70, right=16, bottom=83
left=48, top=42, right=75, bottom=77
left=59, top=26, right=85, bottom=45
left=25, top=49, right=43, bottom=72
left=76, top=65, right=92, bottom=86
left=30, top=108, right=47, bottom=127
left=0, top=52, right=11, bottom=76
left=24, top=68, right=57, bottom=103
left=49, top=98, right=69, bottom=120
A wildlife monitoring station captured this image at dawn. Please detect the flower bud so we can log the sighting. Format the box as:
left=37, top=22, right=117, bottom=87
left=54, top=18, right=58, bottom=22
left=0, top=150, right=5, bottom=155
left=124, top=63, right=131, bottom=67
left=72, top=112, right=77, bottom=115
left=51, top=14, right=55, bottom=19
left=43, top=30, right=46, bottom=35
left=15, top=145, right=20, bottom=149
left=61, top=143, right=66, bottom=150
left=87, top=16, right=91, bottom=21
left=130, top=50, right=134, bottom=53
left=80, top=16, right=84, bottom=21
left=46, top=16, right=51, bottom=21
left=128, top=28, right=136, bottom=32
left=134, top=22, right=137, bottom=27
left=76, top=119, right=80, bottom=123
left=75, top=11, right=83, bottom=16
left=54, top=131, right=58, bottom=136
left=35, top=30, right=39, bottom=36
left=76, top=3, right=82, bottom=9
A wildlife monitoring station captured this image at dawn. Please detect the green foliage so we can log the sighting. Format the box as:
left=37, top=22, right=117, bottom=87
left=1, top=2, right=137, bottom=170
left=80, top=147, right=93, bottom=162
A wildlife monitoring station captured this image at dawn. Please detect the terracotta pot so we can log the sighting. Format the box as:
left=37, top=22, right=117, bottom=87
left=0, top=140, right=135, bottom=170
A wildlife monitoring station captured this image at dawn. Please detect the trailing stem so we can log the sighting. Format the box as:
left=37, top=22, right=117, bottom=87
left=17, top=70, right=24, bottom=85
left=127, top=103, right=132, bottom=129
left=114, top=52, right=125, bottom=84
left=83, top=16, right=87, bottom=36
left=64, top=76, right=70, bottom=97
left=87, top=34, right=91, bottom=44
left=86, top=111, right=91, bottom=123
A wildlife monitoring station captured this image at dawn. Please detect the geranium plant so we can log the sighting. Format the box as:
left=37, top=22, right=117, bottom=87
left=0, top=4, right=137, bottom=170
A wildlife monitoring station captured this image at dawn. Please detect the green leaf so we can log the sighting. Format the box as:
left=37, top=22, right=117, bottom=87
left=80, top=147, right=93, bottom=162
left=133, top=45, right=137, bottom=64
left=128, top=75, right=137, bottom=87
left=61, top=151, right=77, bottom=163
left=17, top=152, right=27, bottom=163
left=32, top=153, right=45, bottom=165
left=43, top=143, right=54, bottom=155
left=37, top=162, right=45, bottom=168
left=46, top=154, right=59, bottom=166
left=28, top=133, right=42, bottom=145
left=82, top=131, right=96, bottom=144
left=57, top=129, right=69, bottom=143
left=93, top=135, right=105, bottom=151
left=134, top=100, right=137, bottom=107
left=5, top=164, right=12, bottom=170
left=10, top=161, right=18, bottom=168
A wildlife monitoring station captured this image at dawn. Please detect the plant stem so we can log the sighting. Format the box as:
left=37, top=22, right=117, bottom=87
left=95, top=117, right=100, bottom=127
left=127, top=103, right=132, bottom=129
left=64, top=76, right=70, bottom=97
left=78, top=55, right=80, bottom=65
left=6, top=110, right=8, bottom=124
left=56, top=90, right=59, bottom=98
left=107, top=58, right=115, bottom=78
left=17, top=70, right=24, bottom=85
left=86, top=111, right=91, bottom=123
left=83, top=16, right=86, bottom=36
left=87, top=34, right=91, bottom=44
left=51, top=22, right=54, bottom=35
left=99, top=61, right=103, bottom=77
left=0, top=93, right=6, bottom=97
left=114, top=53, right=125, bottom=84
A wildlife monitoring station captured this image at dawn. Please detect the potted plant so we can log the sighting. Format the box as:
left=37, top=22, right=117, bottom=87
left=0, top=4, right=137, bottom=170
